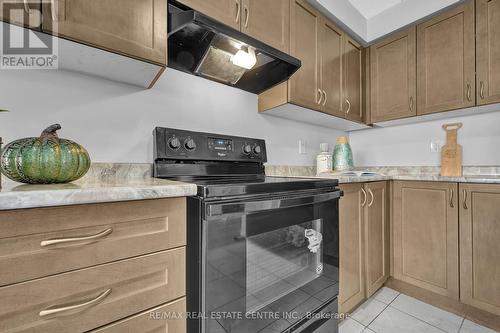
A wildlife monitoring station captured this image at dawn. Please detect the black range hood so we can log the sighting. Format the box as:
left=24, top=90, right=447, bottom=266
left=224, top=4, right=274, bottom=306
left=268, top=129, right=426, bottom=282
left=167, top=1, right=301, bottom=94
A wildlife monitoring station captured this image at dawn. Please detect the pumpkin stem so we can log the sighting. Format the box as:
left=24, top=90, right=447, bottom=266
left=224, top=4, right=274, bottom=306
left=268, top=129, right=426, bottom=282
left=40, top=124, right=62, bottom=138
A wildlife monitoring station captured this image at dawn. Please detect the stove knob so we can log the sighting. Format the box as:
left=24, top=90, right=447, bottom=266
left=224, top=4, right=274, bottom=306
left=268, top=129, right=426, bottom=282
left=185, top=139, right=197, bottom=151
left=168, top=137, right=181, bottom=150
left=243, top=144, right=252, bottom=155
left=253, top=145, right=262, bottom=155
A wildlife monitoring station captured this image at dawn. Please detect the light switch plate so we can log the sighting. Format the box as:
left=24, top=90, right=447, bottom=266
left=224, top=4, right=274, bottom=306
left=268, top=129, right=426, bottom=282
left=299, top=140, right=307, bottom=154
left=430, top=140, right=443, bottom=153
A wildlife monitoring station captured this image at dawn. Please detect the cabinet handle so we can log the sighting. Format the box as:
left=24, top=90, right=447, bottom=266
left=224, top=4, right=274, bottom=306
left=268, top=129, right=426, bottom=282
left=322, top=90, right=328, bottom=106
left=40, top=227, right=113, bottom=248
left=39, top=288, right=112, bottom=318
left=449, top=188, right=454, bottom=208
left=463, top=189, right=468, bottom=210
left=23, top=0, right=30, bottom=13
left=346, top=99, right=351, bottom=114
left=480, top=81, right=485, bottom=100
left=50, top=0, right=58, bottom=21
left=368, top=189, right=374, bottom=207
left=244, top=6, right=249, bottom=28
left=235, top=0, right=240, bottom=24
left=409, top=96, right=414, bottom=111
left=317, top=89, right=323, bottom=104
left=466, top=83, right=471, bottom=102
left=361, top=188, right=367, bottom=207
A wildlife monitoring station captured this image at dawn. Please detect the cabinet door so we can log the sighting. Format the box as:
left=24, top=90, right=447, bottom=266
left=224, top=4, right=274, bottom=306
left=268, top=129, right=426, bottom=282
left=176, top=0, right=241, bottom=30
left=321, top=19, right=344, bottom=118
left=241, top=0, right=289, bottom=52
left=339, top=183, right=366, bottom=313
left=343, top=36, right=363, bottom=123
left=370, top=28, right=416, bottom=122
left=364, top=182, right=388, bottom=297
left=476, top=0, right=500, bottom=105
left=460, top=184, right=500, bottom=316
left=42, top=0, right=168, bottom=65
left=416, top=1, right=475, bottom=115
left=0, top=0, right=41, bottom=29
left=392, top=181, right=459, bottom=299
left=289, top=0, right=321, bottom=111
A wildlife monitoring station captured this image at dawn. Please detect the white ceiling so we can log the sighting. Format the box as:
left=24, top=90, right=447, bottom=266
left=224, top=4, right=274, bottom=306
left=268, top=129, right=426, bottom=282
left=312, top=0, right=462, bottom=43
left=348, top=0, right=403, bottom=19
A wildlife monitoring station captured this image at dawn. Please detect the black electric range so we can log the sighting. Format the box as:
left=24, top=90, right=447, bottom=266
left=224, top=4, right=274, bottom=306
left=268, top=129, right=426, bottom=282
left=154, top=127, right=341, bottom=333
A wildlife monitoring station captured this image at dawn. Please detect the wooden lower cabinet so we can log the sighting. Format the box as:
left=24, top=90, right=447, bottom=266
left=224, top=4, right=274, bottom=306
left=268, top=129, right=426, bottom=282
left=0, top=248, right=186, bottom=333
left=0, top=198, right=187, bottom=333
left=364, top=182, right=389, bottom=297
left=459, top=184, right=500, bottom=316
left=91, top=298, right=186, bottom=333
left=392, top=181, right=459, bottom=299
left=339, top=182, right=388, bottom=313
left=339, top=183, right=365, bottom=313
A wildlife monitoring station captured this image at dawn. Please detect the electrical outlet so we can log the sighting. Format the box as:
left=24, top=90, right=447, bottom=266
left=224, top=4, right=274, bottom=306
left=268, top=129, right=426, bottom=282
left=299, top=140, right=307, bottom=154
left=430, top=140, right=443, bottom=153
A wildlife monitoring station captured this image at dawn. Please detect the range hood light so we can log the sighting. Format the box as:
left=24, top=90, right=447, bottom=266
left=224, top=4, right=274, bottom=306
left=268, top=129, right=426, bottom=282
left=231, top=47, right=257, bottom=70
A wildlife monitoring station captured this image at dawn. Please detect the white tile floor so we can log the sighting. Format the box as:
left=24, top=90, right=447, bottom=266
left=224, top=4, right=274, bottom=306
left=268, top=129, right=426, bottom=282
left=339, top=287, right=499, bottom=333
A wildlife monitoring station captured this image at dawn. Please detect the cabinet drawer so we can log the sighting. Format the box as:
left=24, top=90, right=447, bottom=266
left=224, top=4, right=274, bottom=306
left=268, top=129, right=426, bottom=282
left=0, top=248, right=185, bottom=333
left=91, top=298, right=186, bottom=333
left=0, top=198, right=186, bottom=287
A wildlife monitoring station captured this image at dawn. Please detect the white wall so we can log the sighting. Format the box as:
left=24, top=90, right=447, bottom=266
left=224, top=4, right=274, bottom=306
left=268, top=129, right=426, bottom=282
left=366, top=0, right=461, bottom=41
left=349, top=110, right=500, bottom=166
left=0, top=68, right=345, bottom=166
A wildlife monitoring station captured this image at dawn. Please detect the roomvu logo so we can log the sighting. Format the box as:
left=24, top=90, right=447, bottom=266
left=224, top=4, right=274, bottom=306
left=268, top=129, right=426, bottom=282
left=1, top=0, right=58, bottom=69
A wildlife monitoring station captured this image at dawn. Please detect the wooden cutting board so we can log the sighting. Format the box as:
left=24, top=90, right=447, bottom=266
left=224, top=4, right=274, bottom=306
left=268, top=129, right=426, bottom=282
left=441, top=123, right=463, bottom=177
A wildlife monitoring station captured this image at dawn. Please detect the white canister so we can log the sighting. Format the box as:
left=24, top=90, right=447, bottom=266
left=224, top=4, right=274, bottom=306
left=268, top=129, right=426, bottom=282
left=316, top=143, right=332, bottom=174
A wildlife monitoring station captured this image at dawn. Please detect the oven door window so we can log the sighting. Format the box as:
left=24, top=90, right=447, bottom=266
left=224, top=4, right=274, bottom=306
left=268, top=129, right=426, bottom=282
left=247, top=219, right=323, bottom=313
left=204, top=194, right=339, bottom=333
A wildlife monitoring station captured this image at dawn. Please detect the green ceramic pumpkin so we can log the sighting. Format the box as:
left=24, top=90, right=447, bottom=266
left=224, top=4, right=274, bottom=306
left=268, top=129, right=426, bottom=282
left=0, top=124, right=91, bottom=184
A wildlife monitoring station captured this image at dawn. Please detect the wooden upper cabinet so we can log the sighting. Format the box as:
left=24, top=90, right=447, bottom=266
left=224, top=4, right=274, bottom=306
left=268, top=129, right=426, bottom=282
left=416, top=1, right=475, bottom=115
left=289, top=0, right=321, bottom=111
left=339, top=184, right=365, bottom=314
left=42, top=0, right=168, bottom=65
left=476, top=0, right=500, bottom=105
left=0, top=0, right=41, bottom=29
left=364, top=182, right=388, bottom=297
left=344, top=36, right=363, bottom=123
left=460, top=184, right=500, bottom=316
left=321, top=19, right=344, bottom=118
left=392, top=181, right=459, bottom=299
left=370, top=28, right=416, bottom=123
left=176, top=0, right=241, bottom=29
left=241, top=0, right=289, bottom=52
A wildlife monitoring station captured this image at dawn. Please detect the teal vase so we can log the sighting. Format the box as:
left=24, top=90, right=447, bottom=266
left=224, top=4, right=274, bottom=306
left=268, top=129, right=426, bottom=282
left=333, top=136, right=353, bottom=171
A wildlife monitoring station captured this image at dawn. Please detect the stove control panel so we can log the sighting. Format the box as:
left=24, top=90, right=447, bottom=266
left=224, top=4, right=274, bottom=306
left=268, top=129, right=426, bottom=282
left=154, top=127, right=267, bottom=163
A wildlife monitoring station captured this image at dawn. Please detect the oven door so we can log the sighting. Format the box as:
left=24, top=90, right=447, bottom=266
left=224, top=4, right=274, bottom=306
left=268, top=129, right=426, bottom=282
left=203, top=190, right=340, bottom=333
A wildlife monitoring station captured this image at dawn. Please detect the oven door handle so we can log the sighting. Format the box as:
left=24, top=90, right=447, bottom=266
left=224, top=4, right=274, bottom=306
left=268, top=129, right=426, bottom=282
left=206, top=191, right=341, bottom=217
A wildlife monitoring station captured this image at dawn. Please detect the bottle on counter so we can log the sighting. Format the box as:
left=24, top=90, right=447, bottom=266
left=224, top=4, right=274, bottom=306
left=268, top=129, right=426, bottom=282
left=333, top=136, right=354, bottom=171
left=316, top=143, right=332, bottom=174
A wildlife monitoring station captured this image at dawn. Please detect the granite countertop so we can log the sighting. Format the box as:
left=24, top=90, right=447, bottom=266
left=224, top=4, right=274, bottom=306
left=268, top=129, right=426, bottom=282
left=266, top=165, right=500, bottom=184
left=0, top=164, right=197, bottom=211
left=316, top=173, right=500, bottom=184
